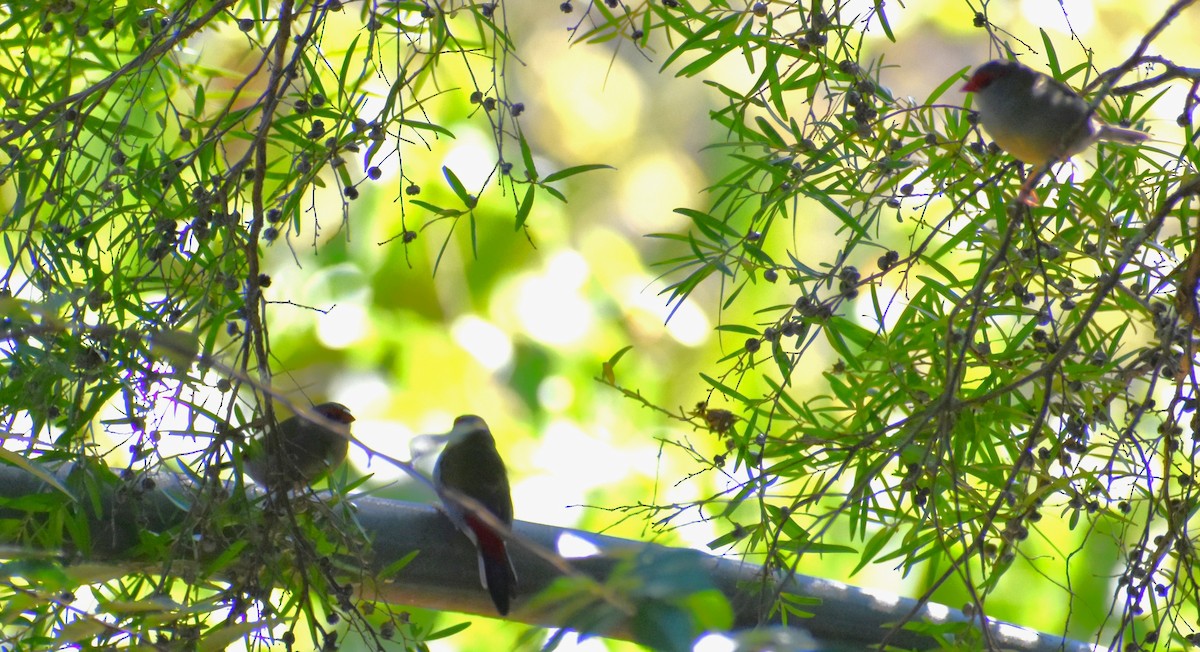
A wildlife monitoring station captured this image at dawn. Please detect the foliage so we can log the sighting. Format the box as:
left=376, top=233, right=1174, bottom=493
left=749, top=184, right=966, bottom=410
left=592, top=0, right=1200, bottom=649
left=0, top=0, right=550, bottom=648
left=1, top=0, right=1199, bottom=650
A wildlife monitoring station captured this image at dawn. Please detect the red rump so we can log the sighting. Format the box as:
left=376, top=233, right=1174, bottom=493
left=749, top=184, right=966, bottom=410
left=467, top=514, right=517, bottom=615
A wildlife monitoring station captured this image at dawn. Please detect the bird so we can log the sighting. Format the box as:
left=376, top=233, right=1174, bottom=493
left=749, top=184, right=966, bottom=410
left=961, top=59, right=1149, bottom=203
left=243, top=402, right=354, bottom=490
left=433, top=415, right=517, bottom=616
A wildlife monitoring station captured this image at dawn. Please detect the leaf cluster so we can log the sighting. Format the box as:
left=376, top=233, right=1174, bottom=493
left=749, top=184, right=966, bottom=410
left=596, top=1, right=1200, bottom=646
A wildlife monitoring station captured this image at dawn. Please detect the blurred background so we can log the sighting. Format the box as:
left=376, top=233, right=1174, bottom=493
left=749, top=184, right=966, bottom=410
left=90, top=0, right=1195, bottom=649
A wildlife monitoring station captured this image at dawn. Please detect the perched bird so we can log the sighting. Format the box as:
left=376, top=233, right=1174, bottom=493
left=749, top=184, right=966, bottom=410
left=433, top=415, right=517, bottom=616
left=961, top=59, right=1149, bottom=202
left=244, top=402, right=354, bottom=490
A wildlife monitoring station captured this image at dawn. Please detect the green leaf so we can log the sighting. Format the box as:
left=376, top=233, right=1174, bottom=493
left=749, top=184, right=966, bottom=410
left=601, top=345, right=634, bottom=384
left=771, top=338, right=792, bottom=379
left=754, top=116, right=787, bottom=148
left=803, top=184, right=869, bottom=237
left=542, top=163, right=614, bottom=184
left=410, top=199, right=464, bottom=217
left=519, top=129, right=539, bottom=181
left=715, top=324, right=759, bottom=336
left=428, top=621, right=471, bottom=640
left=874, top=1, right=895, bottom=41
left=681, top=589, right=734, bottom=631
left=399, top=118, right=455, bottom=137
left=675, top=207, right=740, bottom=240
left=1041, top=29, right=1060, bottom=76
left=514, top=184, right=535, bottom=230
left=442, top=166, right=472, bottom=206
left=199, top=620, right=279, bottom=652
left=0, top=559, right=71, bottom=587
left=631, top=602, right=695, bottom=652
left=378, top=550, right=420, bottom=579
left=660, top=13, right=740, bottom=73
left=0, top=450, right=74, bottom=500
left=678, top=47, right=733, bottom=78
left=927, top=67, right=968, bottom=105
left=699, top=372, right=754, bottom=404
left=854, top=526, right=895, bottom=573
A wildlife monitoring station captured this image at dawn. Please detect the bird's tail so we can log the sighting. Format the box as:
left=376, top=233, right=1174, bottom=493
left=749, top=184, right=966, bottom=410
left=1097, top=123, right=1150, bottom=145
left=481, top=543, right=517, bottom=616
left=471, top=517, right=518, bottom=615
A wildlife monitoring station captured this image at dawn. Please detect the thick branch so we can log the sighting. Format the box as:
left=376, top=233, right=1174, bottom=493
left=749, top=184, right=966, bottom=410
left=0, top=465, right=1094, bottom=651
